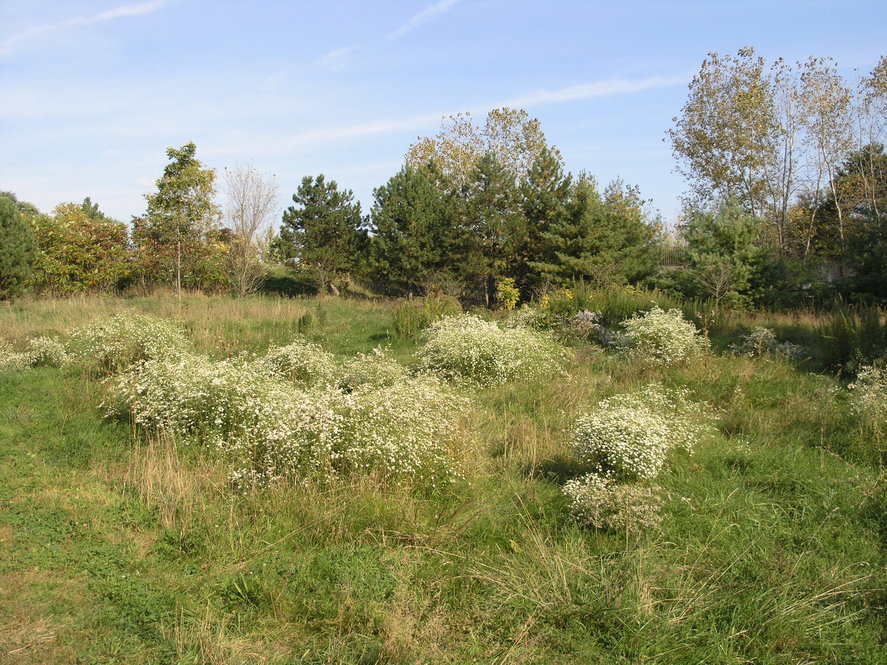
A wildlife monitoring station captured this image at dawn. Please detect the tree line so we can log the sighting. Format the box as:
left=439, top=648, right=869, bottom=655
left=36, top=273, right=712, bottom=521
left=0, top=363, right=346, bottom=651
left=1, top=49, right=884, bottom=308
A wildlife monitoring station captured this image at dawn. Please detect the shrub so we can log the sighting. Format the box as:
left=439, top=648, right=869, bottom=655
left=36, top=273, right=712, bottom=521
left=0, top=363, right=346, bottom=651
left=0, top=336, right=69, bottom=370
left=70, top=312, right=189, bottom=373
left=496, top=278, right=520, bottom=310
left=848, top=364, right=887, bottom=425
left=563, top=474, right=663, bottom=533
left=108, top=351, right=467, bottom=487
left=335, top=348, right=407, bottom=392
left=24, top=336, right=70, bottom=367
left=417, top=314, right=566, bottom=386
left=619, top=306, right=707, bottom=365
left=254, top=338, right=338, bottom=387
left=730, top=326, right=806, bottom=361
left=571, top=384, right=713, bottom=481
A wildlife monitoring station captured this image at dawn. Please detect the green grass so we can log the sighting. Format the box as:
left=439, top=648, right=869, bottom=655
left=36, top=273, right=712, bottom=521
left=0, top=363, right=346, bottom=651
left=0, top=295, right=884, bottom=663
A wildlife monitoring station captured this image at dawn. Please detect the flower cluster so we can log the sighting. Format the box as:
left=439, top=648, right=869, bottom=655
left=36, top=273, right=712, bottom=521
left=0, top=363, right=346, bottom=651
left=571, top=384, right=714, bottom=481
left=563, top=474, right=664, bottom=533
left=730, top=326, right=805, bottom=361
left=70, top=312, right=189, bottom=372
left=417, top=314, right=566, bottom=386
left=254, top=337, right=338, bottom=387
left=847, top=364, right=887, bottom=424
left=0, top=336, right=69, bottom=371
left=335, top=348, right=407, bottom=392
left=107, top=348, right=467, bottom=487
left=619, top=306, right=707, bottom=365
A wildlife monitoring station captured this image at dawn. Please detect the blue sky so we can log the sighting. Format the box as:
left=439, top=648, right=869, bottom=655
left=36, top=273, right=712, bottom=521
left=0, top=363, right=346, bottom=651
left=2, top=0, right=885, bottom=227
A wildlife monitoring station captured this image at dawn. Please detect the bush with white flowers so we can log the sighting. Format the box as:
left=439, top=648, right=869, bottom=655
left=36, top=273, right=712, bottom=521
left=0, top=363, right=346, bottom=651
left=70, top=312, right=189, bottom=372
left=254, top=337, right=338, bottom=387
left=417, top=314, right=566, bottom=386
left=619, top=306, right=707, bottom=365
left=847, top=364, right=887, bottom=424
left=571, top=384, right=713, bottom=481
left=562, top=474, right=663, bottom=533
left=107, top=349, right=467, bottom=487
left=0, top=336, right=69, bottom=371
left=335, top=348, right=408, bottom=392
left=730, top=326, right=805, bottom=361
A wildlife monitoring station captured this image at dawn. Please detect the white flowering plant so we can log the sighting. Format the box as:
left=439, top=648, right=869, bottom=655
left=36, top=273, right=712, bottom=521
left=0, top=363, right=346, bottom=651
left=571, top=384, right=714, bottom=481
left=0, top=336, right=70, bottom=371
left=847, top=363, right=887, bottom=425
left=335, top=348, right=408, bottom=392
left=417, top=314, right=567, bottom=386
left=254, top=337, right=338, bottom=387
left=70, top=312, right=189, bottom=373
left=107, top=349, right=468, bottom=487
left=618, top=306, right=707, bottom=365
left=730, top=326, right=805, bottom=361
left=563, top=474, right=664, bottom=533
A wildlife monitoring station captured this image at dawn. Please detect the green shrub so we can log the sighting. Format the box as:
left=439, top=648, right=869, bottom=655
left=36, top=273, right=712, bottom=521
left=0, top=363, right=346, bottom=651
left=417, top=314, right=566, bottom=386
left=729, top=326, right=806, bottom=361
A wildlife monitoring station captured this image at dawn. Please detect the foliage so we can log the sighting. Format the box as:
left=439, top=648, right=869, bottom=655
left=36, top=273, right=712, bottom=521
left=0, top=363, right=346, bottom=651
left=392, top=293, right=462, bottom=338
left=70, top=312, right=189, bottom=373
left=335, top=347, right=408, bottom=392
left=30, top=201, right=129, bottom=294
left=368, top=165, right=459, bottom=296
left=139, top=142, right=223, bottom=293
left=571, top=384, right=714, bottom=481
left=0, top=192, right=36, bottom=299
left=816, top=305, right=887, bottom=372
left=0, top=336, right=69, bottom=371
left=563, top=474, right=663, bottom=533
left=678, top=200, right=765, bottom=307
left=534, top=175, right=661, bottom=287
left=224, top=164, right=279, bottom=297
left=668, top=47, right=776, bottom=217
left=619, top=306, right=707, bottom=365
left=496, top=277, right=520, bottom=310
left=406, top=107, right=558, bottom=186
left=417, top=314, right=566, bottom=386
left=276, top=174, right=366, bottom=292
left=730, top=326, right=806, bottom=361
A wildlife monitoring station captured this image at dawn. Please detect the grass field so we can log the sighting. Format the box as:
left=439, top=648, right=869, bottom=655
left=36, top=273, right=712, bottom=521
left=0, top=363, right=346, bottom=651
left=0, top=295, right=884, bottom=664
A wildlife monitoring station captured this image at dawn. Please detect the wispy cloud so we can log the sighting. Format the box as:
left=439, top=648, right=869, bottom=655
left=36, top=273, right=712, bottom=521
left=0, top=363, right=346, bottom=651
left=501, top=75, right=689, bottom=108
left=316, top=0, right=461, bottom=70
left=384, top=0, right=461, bottom=41
left=0, top=0, right=169, bottom=55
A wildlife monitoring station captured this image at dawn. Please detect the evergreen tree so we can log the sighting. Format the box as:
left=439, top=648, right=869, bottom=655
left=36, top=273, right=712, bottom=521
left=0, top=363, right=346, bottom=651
left=0, top=193, right=36, bottom=299
left=276, top=174, right=366, bottom=293
left=368, top=165, right=458, bottom=296
left=459, top=153, right=523, bottom=305
left=517, top=148, right=572, bottom=294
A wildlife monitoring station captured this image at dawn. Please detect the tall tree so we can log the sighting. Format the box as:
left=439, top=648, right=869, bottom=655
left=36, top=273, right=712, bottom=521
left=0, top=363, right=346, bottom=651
left=0, top=193, right=36, bottom=299
left=31, top=202, right=129, bottom=294
left=517, top=147, right=572, bottom=294
left=142, top=142, right=222, bottom=294
left=668, top=47, right=777, bottom=218
left=224, top=164, right=279, bottom=297
left=368, top=165, right=458, bottom=296
left=406, top=108, right=558, bottom=187
left=277, top=175, right=365, bottom=293
left=459, top=153, right=523, bottom=305
left=533, top=176, right=660, bottom=286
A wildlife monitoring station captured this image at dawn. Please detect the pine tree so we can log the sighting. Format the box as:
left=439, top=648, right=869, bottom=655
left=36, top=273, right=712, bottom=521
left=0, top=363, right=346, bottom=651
left=0, top=193, right=36, bottom=299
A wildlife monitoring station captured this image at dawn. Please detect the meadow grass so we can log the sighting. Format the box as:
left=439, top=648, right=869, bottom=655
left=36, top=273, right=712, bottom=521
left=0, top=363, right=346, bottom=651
left=0, top=295, right=883, bottom=664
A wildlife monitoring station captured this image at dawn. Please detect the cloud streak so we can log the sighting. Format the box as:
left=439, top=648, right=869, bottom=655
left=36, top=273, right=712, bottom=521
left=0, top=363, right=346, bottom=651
left=0, top=0, right=169, bottom=55
left=316, top=0, right=461, bottom=70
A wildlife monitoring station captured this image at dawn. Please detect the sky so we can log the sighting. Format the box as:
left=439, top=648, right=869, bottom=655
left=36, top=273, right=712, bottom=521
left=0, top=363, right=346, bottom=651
left=1, top=0, right=885, bottom=228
